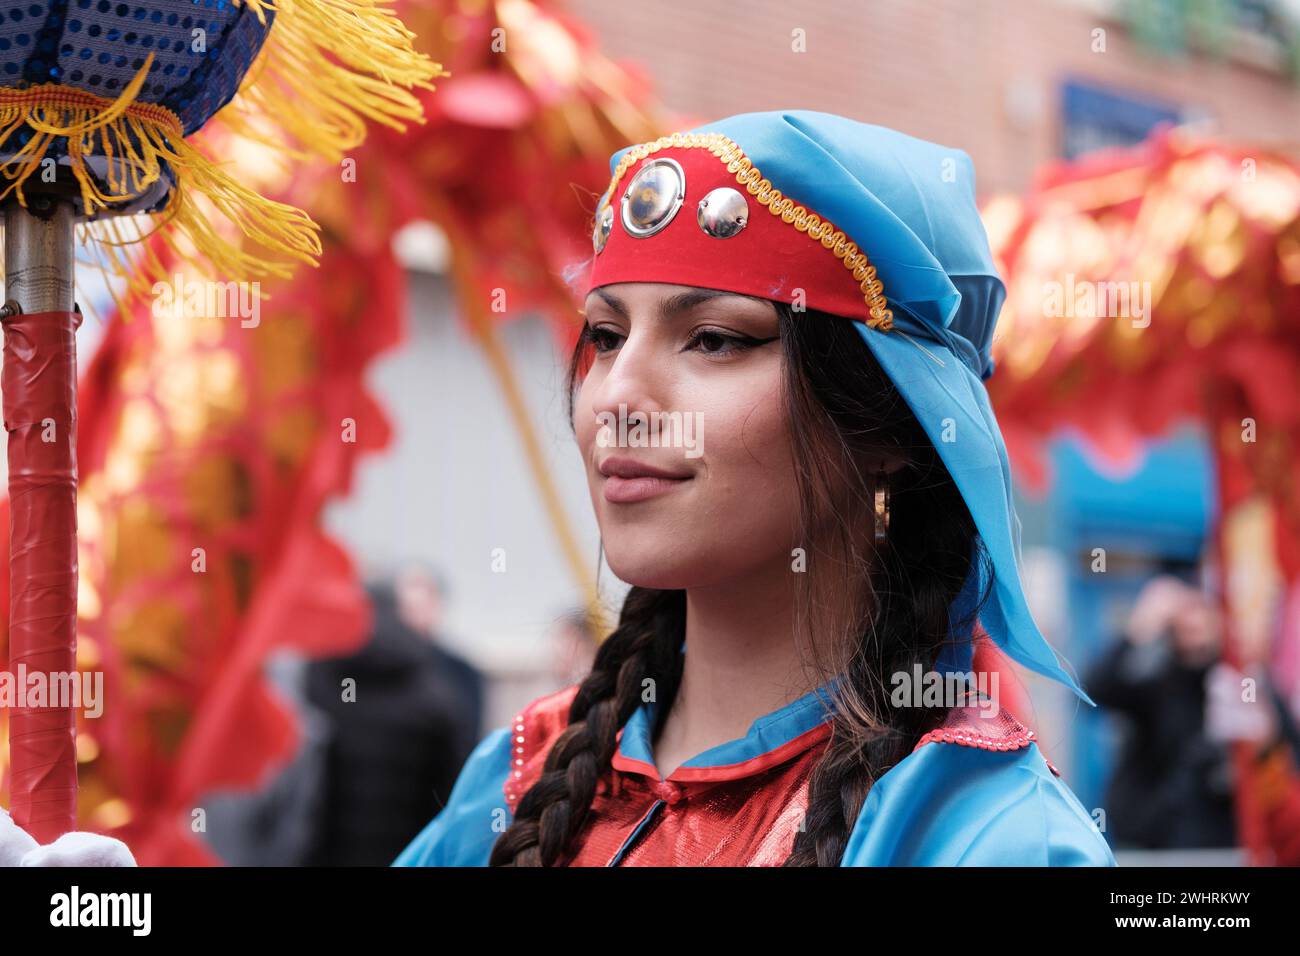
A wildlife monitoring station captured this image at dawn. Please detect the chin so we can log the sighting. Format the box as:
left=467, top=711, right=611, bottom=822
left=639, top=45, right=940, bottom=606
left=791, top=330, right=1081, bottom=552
left=602, top=538, right=713, bottom=591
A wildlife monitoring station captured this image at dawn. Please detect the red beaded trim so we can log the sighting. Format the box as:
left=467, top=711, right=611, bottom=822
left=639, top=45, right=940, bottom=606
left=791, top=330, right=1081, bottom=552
left=502, top=684, right=583, bottom=808
left=913, top=710, right=1064, bottom=777
left=914, top=725, right=1037, bottom=752
left=502, top=707, right=528, bottom=809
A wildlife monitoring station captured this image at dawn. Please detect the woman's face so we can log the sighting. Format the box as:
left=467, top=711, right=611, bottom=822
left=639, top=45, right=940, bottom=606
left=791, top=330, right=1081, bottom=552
left=574, top=282, right=802, bottom=589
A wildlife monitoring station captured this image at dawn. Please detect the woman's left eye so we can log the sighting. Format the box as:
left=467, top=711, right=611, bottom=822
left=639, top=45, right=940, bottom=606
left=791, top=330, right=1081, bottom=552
left=683, top=328, right=768, bottom=356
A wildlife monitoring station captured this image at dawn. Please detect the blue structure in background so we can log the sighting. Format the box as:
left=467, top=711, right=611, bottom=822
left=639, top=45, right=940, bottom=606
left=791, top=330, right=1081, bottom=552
left=1059, top=78, right=1184, bottom=159
left=1041, top=424, right=1216, bottom=815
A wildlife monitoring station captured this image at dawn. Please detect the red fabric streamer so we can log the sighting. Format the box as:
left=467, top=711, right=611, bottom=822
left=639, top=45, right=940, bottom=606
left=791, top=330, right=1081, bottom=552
left=984, top=131, right=1300, bottom=865
left=2, top=309, right=82, bottom=845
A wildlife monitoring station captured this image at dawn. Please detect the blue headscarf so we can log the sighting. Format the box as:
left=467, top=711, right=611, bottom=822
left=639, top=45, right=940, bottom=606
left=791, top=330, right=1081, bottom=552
left=662, top=111, right=1092, bottom=704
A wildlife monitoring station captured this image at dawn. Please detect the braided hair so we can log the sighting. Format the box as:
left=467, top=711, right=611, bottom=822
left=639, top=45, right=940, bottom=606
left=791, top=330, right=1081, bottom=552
left=490, top=300, right=992, bottom=866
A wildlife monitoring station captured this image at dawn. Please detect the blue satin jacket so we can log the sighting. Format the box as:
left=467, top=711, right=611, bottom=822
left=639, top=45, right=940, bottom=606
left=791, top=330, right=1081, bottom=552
left=392, top=680, right=1117, bottom=867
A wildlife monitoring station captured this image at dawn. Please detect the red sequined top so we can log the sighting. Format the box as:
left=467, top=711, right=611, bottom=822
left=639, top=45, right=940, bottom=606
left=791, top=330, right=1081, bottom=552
left=501, top=676, right=1054, bottom=867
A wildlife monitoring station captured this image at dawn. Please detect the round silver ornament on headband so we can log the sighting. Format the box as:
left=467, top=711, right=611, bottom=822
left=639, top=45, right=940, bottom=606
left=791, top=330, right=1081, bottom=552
left=620, top=158, right=686, bottom=238
left=592, top=192, right=615, bottom=253
left=696, top=186, right=749, bottom=239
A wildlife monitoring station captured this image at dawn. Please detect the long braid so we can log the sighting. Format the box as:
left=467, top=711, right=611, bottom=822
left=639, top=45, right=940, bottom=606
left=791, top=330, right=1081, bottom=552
left=785, top=507, right=990, bottom=865
left=780, top=303, right=992, bottom=865
left=489, top=586, right=685, bottom=866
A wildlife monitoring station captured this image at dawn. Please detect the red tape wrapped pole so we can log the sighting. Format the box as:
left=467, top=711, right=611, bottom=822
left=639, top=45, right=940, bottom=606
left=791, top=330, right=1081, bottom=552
left=2, top=307, right=81, bottom=844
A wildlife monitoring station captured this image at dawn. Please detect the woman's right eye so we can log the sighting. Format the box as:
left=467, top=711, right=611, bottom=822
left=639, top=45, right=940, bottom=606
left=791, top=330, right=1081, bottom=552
left=585, top=323, right=624, bottom=353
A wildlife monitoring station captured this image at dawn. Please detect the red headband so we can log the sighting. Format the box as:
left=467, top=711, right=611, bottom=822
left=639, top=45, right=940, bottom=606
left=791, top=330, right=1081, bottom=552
left=585, top=133, right=894, bottom=331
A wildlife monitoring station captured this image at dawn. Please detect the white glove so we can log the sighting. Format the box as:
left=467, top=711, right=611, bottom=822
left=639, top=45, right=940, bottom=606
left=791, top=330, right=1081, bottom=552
left=0, top=807, right=136, bottom=867
left=0, top=806, right=38, bottom=866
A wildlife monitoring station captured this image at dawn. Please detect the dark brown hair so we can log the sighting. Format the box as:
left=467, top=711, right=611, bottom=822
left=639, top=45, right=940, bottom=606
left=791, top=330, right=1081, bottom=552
left=489, top=298, right=992, bottom=866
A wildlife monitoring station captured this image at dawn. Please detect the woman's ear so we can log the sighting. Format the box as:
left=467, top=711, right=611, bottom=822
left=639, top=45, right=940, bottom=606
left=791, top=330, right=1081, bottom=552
left=865, top=451, right=908, bottom=477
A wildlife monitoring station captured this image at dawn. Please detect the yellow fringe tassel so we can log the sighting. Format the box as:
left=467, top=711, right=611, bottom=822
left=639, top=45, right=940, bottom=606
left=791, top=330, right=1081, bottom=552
left=223, top=0, right=448, bottom=162
left=0, top=0, right=443, bottom=318
left=0, top=53, right=321, bottom=314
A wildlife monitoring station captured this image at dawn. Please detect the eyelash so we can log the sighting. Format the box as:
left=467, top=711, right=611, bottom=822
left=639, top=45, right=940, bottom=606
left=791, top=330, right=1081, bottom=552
left=583, top=322, right=769, bottom=358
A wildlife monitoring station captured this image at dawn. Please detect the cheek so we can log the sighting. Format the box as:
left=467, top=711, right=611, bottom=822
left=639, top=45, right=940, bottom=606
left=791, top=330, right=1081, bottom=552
left=572, top=371, right=607, bottom=465
left=696, top=383, right=800, bottom=545
left=573, top=373, right=615, bottom=526
left=573, top=381, right=595, bottom=453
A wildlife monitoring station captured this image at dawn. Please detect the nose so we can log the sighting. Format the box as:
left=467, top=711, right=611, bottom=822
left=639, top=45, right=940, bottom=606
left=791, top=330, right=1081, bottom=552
left=589, top=326, right=673, bottom=433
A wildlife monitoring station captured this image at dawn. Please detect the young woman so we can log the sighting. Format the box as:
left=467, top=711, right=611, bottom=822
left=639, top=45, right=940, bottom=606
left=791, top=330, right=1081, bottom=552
left=394, top=110, right=1117, bottom=867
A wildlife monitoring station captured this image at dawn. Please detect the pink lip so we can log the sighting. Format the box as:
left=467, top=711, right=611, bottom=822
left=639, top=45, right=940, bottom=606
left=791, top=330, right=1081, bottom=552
left=598, top=456, right=693, bottom=503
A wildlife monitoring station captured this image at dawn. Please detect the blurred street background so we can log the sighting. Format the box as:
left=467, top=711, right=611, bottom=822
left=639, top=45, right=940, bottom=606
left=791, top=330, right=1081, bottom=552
left=3, top=0, right=1298, bottom=867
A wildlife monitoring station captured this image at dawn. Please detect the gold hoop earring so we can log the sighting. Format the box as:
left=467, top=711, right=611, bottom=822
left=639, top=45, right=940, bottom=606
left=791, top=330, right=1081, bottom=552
left=873, top=466, right=891, bottom=546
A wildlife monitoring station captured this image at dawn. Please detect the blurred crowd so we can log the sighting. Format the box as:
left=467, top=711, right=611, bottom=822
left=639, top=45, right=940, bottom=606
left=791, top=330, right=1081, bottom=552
left=1087, top=573, right=1300, bottom=862
left=200, top=563, right=596, bottom=866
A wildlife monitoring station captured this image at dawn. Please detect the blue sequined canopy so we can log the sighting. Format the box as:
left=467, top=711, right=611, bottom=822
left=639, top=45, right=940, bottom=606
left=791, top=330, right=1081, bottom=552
left=1, top=0, right=275, bottom=214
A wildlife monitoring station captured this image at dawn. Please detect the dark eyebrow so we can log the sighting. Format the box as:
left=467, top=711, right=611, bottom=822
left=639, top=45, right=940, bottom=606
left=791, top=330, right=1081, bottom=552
left=589, top=287, right=771, bottom=322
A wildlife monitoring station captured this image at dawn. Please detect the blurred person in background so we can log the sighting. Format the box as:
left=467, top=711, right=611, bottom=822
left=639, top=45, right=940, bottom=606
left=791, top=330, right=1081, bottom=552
left=1086, top=573, right=1236, bottom=850
left=303, top=574, right=483, bottom=865
left=1207, top=658, right=1300, bottom=865
left=394, top=561, right=485, bottom=755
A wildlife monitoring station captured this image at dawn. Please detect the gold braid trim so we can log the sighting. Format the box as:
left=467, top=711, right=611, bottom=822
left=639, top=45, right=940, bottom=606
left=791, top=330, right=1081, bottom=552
left=604, top=131, right=894, bottom=331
